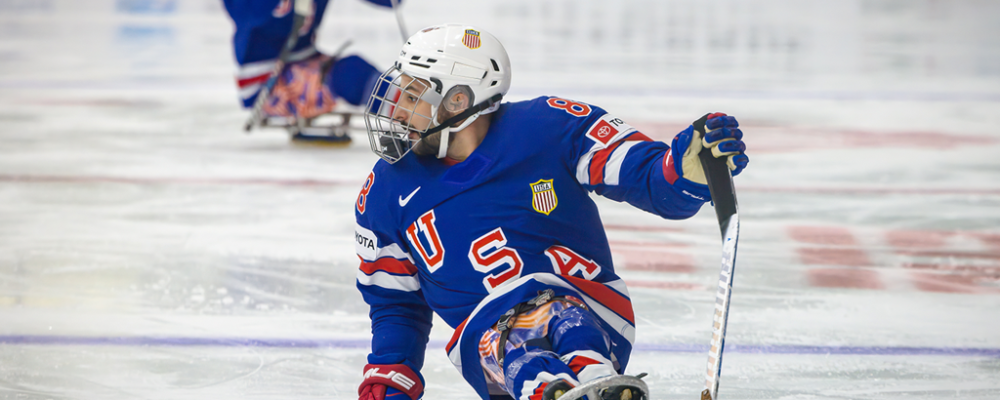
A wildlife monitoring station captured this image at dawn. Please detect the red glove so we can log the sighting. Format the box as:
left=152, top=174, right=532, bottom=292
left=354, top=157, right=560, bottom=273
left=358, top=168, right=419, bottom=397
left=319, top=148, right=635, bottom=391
left=358, top=364, right=424, bottom=400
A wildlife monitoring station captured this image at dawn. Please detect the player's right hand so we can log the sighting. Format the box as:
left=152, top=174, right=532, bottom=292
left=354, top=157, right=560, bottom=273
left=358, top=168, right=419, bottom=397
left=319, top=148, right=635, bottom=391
left=700, top=113, right=749, bottom=175
left=358, top=364, right=423, bottom=400
left=670, top=113, right=749, bottom=186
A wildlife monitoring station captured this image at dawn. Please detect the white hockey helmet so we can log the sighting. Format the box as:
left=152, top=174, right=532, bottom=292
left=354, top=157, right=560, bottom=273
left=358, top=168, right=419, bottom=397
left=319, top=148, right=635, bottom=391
left=365, top=23, right=512, bottom=163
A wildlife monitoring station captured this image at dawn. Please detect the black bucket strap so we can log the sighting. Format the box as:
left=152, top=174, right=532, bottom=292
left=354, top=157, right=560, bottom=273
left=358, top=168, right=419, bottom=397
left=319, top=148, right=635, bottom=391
left=495, top=289, right=587, bottom=368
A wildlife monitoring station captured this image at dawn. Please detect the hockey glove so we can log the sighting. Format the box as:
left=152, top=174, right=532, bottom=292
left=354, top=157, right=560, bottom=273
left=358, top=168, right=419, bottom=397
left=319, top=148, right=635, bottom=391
left=358, top=363, right=424, bottom=400
left=670, top=112, right=749, bottom=187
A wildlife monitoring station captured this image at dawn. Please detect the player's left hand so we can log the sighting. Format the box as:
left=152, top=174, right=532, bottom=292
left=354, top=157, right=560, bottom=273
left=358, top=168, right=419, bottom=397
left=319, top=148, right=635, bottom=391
left=358, top=364, right=422, bottom=400
left=670, top=112, right=749, bottom=186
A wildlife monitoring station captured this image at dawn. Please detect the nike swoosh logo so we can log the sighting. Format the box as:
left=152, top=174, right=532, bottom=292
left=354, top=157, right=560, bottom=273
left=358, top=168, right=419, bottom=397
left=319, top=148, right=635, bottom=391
left=399, top=186, right=421, bottom=207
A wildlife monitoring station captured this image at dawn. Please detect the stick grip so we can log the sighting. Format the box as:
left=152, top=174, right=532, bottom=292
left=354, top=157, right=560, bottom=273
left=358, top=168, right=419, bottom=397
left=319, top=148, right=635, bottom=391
left=694, top=114, right=738, bottom=238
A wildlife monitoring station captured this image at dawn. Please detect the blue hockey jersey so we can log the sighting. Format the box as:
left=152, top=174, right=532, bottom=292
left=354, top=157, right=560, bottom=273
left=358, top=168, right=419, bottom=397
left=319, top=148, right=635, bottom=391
left=354, top=96, right=709, bottom=397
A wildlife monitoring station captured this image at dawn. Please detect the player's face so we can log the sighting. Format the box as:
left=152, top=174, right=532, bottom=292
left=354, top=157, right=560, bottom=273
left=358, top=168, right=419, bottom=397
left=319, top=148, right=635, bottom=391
left=392, top=75, right=435, bottom=135
left=392, top=75, right=443, bottom=157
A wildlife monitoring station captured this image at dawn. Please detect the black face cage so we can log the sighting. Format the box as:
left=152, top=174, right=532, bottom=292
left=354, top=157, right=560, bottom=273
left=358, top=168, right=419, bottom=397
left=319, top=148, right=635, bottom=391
left=364, top=66, right=439, bottom=164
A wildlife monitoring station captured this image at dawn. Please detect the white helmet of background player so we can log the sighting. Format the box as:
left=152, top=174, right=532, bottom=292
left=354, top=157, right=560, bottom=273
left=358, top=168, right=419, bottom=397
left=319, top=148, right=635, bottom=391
left=365, top=23, right=511, bottom=163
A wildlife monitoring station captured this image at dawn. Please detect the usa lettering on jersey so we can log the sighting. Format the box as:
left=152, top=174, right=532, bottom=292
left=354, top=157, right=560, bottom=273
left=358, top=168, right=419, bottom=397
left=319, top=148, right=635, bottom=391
left=406, top=210, right=446, bottom=272
left=468, top=227, right=524, bottom=292
left=544, top=245, right=602, bottom=280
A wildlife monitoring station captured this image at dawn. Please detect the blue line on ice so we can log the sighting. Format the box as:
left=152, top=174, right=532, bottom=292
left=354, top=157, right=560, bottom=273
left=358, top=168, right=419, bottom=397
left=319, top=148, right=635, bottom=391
left=2, top=336, right=997, bottom=357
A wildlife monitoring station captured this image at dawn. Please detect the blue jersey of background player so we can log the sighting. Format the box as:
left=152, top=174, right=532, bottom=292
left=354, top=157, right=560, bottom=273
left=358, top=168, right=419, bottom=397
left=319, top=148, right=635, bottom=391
left=354, top=24, right=749, bottom=400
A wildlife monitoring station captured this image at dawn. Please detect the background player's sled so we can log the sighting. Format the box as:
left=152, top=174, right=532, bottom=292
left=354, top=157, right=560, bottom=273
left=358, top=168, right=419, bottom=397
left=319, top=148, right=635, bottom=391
left=259, top=111, right=364, bottom=145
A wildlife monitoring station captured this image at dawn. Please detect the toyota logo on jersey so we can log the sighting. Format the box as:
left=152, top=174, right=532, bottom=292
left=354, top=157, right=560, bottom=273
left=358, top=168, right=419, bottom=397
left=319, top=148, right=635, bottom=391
left=589, top=120, right=619, bottom=144
left=597, top=125, right=613, bottom=138
left=585, top=114, right=634, bottom=147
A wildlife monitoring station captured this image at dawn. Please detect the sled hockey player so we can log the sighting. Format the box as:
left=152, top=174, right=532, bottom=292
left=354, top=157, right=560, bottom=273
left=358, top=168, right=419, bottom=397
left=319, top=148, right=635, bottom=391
left=354, top=24, right=749, bottom=400
left=223, top=0, right=394, bottom=143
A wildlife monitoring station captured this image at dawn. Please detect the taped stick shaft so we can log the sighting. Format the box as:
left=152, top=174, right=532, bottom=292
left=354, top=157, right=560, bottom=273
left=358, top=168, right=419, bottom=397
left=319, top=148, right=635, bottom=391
left=693, top=114, right=741, bottom=400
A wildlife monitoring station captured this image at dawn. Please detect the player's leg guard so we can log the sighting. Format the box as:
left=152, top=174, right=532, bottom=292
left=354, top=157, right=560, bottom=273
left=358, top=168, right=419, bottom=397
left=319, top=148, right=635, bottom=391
left=479, top=295, right=584, bottom=398
left=261, top=54, right=380, bottom=143
left=261, top=53, right=379, bottom=118
left=549, top=306, right=618, bottom=384
left=478, top=289, right=626, bottom=400
left=262, top=55, right=337, bottom=119
left=504, top=347, right=579, bottom=400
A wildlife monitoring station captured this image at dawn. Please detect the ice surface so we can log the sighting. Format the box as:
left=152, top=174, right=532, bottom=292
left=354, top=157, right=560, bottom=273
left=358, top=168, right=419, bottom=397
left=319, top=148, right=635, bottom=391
left=1, top=0, right=999, bottom=399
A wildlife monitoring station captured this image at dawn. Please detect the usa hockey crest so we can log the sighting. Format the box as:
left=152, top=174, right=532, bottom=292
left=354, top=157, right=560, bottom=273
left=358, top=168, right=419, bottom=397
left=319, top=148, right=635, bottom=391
left=530, top=179, right=558, bottom=215
left=462, top=29, right=481, bottom=49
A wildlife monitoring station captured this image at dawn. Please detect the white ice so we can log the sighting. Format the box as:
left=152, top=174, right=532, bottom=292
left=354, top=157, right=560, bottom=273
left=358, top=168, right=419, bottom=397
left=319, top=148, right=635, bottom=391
left=1, top=0, right=999, bottom=399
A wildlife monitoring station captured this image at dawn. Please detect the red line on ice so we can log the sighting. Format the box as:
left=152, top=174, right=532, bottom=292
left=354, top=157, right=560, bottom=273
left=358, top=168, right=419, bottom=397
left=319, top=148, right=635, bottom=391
left=0, top=174, right=357, bottom=187
left=4, top=175, right=999, bottom=195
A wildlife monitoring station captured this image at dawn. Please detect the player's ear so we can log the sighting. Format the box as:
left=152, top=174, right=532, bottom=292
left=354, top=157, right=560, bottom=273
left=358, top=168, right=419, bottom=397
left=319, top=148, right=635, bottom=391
left=443, top=85, right=473, bottom=114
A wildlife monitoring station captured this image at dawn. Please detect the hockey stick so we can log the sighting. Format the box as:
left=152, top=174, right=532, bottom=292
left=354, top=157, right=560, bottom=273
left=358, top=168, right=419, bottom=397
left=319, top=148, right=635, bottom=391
left=389, top=0, right=409, bottom=43
left=694, top=114, right=741, bottom=400
left=243, top=0, right=313, bottom=132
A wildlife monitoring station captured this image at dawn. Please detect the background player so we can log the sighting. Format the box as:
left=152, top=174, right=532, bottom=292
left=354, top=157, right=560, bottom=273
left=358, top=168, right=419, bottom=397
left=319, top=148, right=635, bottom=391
left=355, top=24, right=748, bottom=400
left=222, top=0, right=397, bottom=142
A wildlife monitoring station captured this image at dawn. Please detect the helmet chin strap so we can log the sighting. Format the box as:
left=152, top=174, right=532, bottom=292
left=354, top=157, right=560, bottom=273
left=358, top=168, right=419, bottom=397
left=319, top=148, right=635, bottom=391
left=435, top=112, right=481, bottom=159
left=436, top=125, right=451, bottom=159
left=423, top=93, right=502, bottom=160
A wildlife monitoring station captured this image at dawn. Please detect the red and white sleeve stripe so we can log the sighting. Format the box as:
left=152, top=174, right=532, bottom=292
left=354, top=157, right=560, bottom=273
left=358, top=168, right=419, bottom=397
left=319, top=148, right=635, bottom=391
left=356, top=223, right=420, bottom=292
left=356, top=243, right=419, bottom=292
